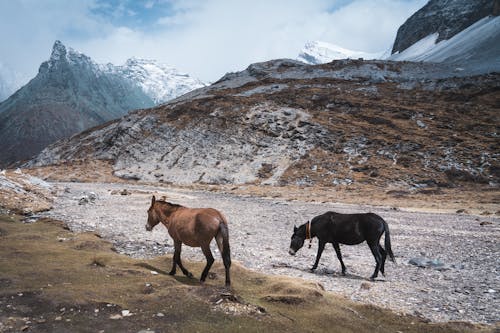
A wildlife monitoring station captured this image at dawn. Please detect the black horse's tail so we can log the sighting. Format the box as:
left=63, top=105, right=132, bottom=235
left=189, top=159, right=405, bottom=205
left=383, top=219, right=395, bottom=263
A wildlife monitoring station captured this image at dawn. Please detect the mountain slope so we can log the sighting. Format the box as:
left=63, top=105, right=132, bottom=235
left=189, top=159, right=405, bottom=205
left=27, top=59, right=499, bottom=191
left=0, top=41, right=154, bottom=167
left=298, top=41, right=381, bottom=64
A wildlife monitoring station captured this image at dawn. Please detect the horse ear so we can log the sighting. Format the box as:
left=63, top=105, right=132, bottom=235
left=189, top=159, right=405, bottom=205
left=294, top=225, right=297, bottom=232
left=151, top=195, right=156, bottom=206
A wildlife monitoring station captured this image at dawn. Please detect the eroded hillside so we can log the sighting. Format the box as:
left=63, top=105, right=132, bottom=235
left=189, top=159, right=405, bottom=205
left=27, top=59, right=499, bottom=195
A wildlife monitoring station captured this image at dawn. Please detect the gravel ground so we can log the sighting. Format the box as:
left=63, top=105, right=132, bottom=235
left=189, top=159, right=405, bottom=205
left=40, top=182, right=499, bottom=324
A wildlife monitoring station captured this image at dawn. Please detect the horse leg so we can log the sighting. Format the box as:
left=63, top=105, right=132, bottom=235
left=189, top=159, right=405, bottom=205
left=379, top=245, right=387, bottom=276
left=311, top=240, right=326, bottom=272
left=172, top=240, right=193, bottom=278
left=332, top=242, right=346, bottom=275
left=169, top=241, right=179, bottom=275
left=368, top=242, right=382, bottom=281
left=200, top=244, right=214, bottom=283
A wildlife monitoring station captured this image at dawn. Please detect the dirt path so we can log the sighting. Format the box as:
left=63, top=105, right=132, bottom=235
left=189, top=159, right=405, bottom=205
left=40, top=182, right=500, bottom=324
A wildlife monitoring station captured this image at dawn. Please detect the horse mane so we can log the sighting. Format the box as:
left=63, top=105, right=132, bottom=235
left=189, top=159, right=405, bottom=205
left=156, top=200, right=184, bottom=208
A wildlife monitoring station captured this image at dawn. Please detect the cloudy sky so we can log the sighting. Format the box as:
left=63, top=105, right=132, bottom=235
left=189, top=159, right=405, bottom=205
left=0, top=0, right=426, bottom=83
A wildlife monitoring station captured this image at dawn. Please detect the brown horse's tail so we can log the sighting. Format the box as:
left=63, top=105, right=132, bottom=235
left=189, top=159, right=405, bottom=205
left=217, top=217, right=231, bottom=287
left=217, top=218, right=231, bottom=286
left=218, top=220, right=231, bottom=268
left=383, top=219, right=396, bottom=263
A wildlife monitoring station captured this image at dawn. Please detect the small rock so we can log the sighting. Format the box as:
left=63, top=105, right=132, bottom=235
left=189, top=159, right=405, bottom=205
left=416, top=120, right=426, bottom=128
left=479, top=221, right=492, bottom=226
left=156, top=312, right=164, bottom=317
left=109, top=314, right=122, bottom=320
left=408, top=256, right=448, bottom=270
left=78, top=197, right=89, bottom=205
left=120, top=189, right=131, bottom=196
left=88, top=192, right=97, bottom=202
left=54, top=316, right=62, bottom=321
left=150, top=271, right=158, bottom=275
left=121, top=310, right=133, bottom=317
left=143, top=283, right=154, bottom=294
left=360, top=282, right=371, bottom=290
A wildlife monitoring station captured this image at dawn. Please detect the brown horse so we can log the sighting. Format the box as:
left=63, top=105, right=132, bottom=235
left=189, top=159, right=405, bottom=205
left=145, top=195, right=231, bottom=286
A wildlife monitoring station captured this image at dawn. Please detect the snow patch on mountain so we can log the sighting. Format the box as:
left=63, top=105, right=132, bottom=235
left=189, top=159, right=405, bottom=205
left=389, top=16, right=500, bottom=72
left=104, top=58, right=206, bottom=104
left=297, top=41, right=382, bottom=65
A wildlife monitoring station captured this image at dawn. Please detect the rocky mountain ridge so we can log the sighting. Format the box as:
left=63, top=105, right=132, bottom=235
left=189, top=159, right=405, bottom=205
left=0, top=41, right=154, bottom=168
left=28, top=59, right=499, bottom=192
left=0, top=41, right=206, bottom=168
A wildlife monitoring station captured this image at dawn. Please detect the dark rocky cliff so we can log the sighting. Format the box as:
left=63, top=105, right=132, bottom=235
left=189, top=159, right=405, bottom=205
left=392, top=0, right=498, bottom=54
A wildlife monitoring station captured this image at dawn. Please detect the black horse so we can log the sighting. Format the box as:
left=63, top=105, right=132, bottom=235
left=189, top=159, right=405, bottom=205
left=289, top=211, right=395, bottom=280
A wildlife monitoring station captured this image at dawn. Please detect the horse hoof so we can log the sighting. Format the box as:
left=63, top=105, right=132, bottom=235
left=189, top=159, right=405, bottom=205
left=169, top=271, right=176, bottom=276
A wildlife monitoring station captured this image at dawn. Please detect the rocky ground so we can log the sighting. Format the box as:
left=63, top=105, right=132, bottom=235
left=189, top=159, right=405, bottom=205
left=0, top=169, right=54, bottom=214
left=38, top=181, right=500, bottom=325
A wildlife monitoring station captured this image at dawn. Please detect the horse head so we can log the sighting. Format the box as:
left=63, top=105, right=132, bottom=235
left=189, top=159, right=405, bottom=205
left=289, top=224, right=306, bottom=255
left=146, top=195, right=161, bottom=231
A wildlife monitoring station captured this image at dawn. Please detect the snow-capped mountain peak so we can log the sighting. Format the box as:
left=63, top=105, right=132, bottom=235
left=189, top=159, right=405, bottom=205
left=43, top=40, right=101, bottom=76
left=49, top=40, right=67, bottom=61
left=39, top=41, right=206, bottom=104
left=297, top=41, right=382, bottom=65
left=107, top=57, right=206, bottom=104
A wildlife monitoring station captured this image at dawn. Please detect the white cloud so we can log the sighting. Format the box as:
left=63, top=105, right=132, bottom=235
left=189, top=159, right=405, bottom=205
left=144, top=1, right=155, bottom=9
left=0, top=0, right=426, bottom=83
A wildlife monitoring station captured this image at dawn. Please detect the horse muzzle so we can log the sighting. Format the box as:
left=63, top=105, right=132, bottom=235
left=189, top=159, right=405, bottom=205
left=288, top=248, right=296, bottom=256
left=145, top=224, right=152, bottom=232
